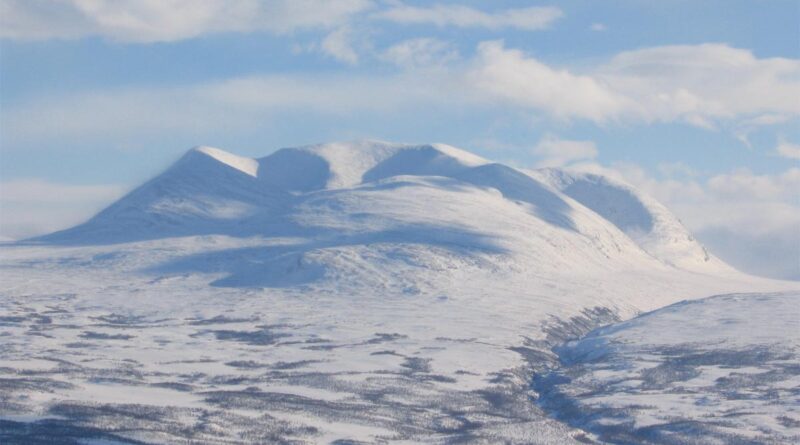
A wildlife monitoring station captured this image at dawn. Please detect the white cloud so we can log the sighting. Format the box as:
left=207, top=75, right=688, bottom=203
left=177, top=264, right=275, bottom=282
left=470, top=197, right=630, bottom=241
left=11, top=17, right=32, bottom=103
left=590, top=23, right=607, bottom=32
left=597, top=44, right=800, bottom=125
left=2, top=1, right=563, bottom=43
left=381, top=37, right=459, bottom=68
left=743, top=114, right=791, bottom=126
left=0, top=179, right=127, bottom=239
left=0, top=0, right=373, bottom=42
left=468, top=41, right=631, bottom=122
left=532, top=134, right=598, bottom=168
left=320, top=26, right=360, bottom=64
left=466, top=42, right=800, bottom=128
left=734, top=114, right=791, bottom=147
left=3, top=6, right=798, bottom=132
left=376, top=4, right=563, bottom=30
left=3, top=41, right=800, bottom=148
left=776, top=138, right=800, bottom=160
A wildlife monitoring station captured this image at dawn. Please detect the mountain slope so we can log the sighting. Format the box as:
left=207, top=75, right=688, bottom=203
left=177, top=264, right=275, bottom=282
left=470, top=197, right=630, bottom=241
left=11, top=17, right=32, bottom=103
left=38, top=146, right=289, bottom=243
left=536, top=168, right=730, bottom=272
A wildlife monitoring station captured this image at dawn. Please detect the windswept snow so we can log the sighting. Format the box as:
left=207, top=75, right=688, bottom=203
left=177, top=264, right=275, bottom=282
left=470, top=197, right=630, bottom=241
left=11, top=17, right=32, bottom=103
left=2, top=140, right=797, bottom=444
left=193, top=145, right=260, bottom=177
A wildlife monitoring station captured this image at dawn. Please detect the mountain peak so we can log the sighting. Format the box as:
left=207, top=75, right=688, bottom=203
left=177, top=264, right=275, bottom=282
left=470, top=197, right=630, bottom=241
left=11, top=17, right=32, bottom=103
left=181, top=145, right=259, bottom=177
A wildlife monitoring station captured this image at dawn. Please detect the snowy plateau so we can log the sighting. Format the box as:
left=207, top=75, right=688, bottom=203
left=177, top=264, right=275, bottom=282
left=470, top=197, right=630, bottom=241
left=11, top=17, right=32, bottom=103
left=0, top=140, right=797, bottom=444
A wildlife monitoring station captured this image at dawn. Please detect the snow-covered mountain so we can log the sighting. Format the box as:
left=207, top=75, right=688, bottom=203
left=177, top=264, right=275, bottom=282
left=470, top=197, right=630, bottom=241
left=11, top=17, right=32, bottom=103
left=39, top=140, right=731, bottom=277
left=3, top=141, right=796, bottom=444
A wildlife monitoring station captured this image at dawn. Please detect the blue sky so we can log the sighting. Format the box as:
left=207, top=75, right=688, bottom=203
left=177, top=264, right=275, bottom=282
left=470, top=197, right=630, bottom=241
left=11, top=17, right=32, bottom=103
left=0, top=0, right=798, bottom=279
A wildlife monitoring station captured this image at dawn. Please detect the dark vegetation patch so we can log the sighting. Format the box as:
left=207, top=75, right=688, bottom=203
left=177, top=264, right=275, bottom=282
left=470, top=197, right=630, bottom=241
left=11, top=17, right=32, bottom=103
left=80, top=331, right=135, bottom=340
left=199, top=326, right=291, bottom=346
left=187, top=315, right=258, bottom=326
left=0, top=418, right=146, bottom=445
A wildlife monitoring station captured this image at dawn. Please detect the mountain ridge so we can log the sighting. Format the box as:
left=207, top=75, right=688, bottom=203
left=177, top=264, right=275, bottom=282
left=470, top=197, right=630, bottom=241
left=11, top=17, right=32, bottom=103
left=33, top=140, right=733, bottom=278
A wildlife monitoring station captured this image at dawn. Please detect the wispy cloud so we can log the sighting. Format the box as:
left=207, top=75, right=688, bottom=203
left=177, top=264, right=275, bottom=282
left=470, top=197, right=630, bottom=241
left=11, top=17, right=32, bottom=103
left=380, top=38, right=459, bottom=68
left=375, top=4, right=563, bottom=30
left=1, top=1, right=564, bottom=43
left=0, top=0, right=373, bottom=42
left=320, top=26, right=360, bottom=64
left=3, top=41, right=799, bottom=150
left=597, top=44, right=800, bottom=126
left=734, top=114, right=791, bottom=147
left=471, top=41, right=800, bottom=126
left=775, top=138, right=800, bottom=160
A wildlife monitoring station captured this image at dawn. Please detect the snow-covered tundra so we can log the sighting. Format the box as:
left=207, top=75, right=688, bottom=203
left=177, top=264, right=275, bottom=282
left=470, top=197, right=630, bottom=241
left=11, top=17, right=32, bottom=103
left=1, top=141, right=796, bottom=444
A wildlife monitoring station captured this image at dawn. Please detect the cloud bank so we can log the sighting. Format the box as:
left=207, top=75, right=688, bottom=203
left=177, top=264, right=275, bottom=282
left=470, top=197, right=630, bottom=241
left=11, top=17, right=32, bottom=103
left=473, top=42, right=800, bottom=127
left=5, top=41, right=798, bottom=147
left=0, top=1, right=566, bottom=43
left=0, top=0, right=373, bottom=42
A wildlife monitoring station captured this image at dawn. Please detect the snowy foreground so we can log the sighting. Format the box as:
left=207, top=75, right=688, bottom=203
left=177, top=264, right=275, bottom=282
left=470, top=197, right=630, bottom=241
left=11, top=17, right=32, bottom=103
left=0, top=141, right=797, bottom=444
left=537, top=292, right=800, bottom=444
